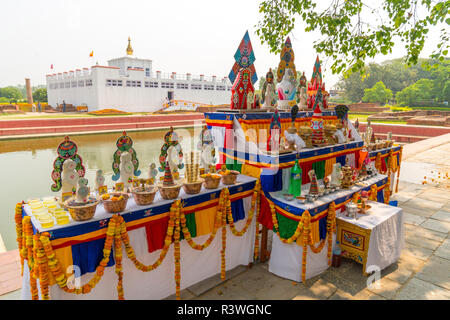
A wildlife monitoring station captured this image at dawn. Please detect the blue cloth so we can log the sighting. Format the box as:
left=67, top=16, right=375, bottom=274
left=319, top=217, right=327, bottom=240
left=389, top=200, right=398, bottom=207
left=336, top=155, right=346, bottom=167
left=377, top=189, right=385, bottom=203
left=261, top=168, right=283, bottom=192
left=71, top=238, right=115, bottom=276
left=231, top=198, right=245, bottom=223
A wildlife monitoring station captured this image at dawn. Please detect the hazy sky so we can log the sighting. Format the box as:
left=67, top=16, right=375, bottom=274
left=0, top=0, right=445, bottom=88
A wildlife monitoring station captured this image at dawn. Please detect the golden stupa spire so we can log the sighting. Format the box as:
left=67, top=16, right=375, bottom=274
left=126, top=36, right=133, bottom=56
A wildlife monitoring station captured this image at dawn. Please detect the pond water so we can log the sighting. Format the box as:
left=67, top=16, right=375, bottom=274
left=0, top=128, right=202, bottom=251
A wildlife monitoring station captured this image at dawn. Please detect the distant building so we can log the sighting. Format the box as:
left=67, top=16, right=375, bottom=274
left=46, top=37, right=232, bottom=112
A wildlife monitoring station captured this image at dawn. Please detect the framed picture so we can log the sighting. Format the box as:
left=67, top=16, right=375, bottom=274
left=98, top=185, right=108, bottom=196
left=115, top=182, right=124, bottom=192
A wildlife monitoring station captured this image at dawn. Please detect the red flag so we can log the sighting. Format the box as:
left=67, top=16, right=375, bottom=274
left=50, top=64, right=53, bottom=69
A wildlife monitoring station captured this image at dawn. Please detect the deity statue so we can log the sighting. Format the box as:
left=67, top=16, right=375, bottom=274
left=277, top=68, right=297, bottom=110
left=334, top=122, right=347, bottom=144
left=61, top=159, right=79, bottom=195
left=330, top=163, right=342, bottom=188
left=75, top=177, right=90, bottom=203
left=267, top=109, right=281, bottom=152
left=95, top=169, right=105, bottom=190
left=148, top=163, right=158, bottom=184
left=297, top=72, right=308, bottom=110
left=261, top=68, right=277, bottom=109
left=197, top=126, right=216, bottom=173
left=119, top=151, right=134, bottom=188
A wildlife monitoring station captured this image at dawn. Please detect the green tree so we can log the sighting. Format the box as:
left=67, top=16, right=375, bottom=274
left=32, top=88, right=47, bottom=102
left=396, top=78, right=436, bottom=106
left=0, top=86, right=23, bottom=102
left=362, top=81, right=393, bottom=105
left=338, top=57, right=445, bottom=102
left=256, top=0, right=449, bottom=75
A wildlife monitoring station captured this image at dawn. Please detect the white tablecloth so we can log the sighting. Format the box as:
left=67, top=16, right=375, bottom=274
left=22, top=196, right=255, bottom=300
left=269, top=201, right=404, bottom=281
left=337, top=201, right=404, bottom=273
left=269, top=232, right=336, bottom=282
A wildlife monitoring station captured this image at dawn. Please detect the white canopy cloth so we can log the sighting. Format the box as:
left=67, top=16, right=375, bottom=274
left=337, top=201, right=404, bottom=273
left=21, top=196, right=255, bottom=300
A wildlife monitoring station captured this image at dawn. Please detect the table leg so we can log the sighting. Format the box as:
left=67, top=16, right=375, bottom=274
left=260, top=226, right=269, bottom=263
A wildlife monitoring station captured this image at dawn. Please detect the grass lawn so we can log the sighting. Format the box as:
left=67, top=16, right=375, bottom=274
left=348, top=113, right=407, bottom=124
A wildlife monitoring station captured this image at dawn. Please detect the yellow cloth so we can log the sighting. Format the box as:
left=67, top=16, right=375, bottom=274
left=194, top=207, right=217, bottom=237
left=324, top=157, right=336, bottom=177
left=242, top=163, right=262, bottom=178
left=296, top=220, right=320, bottom=246
left=48, top=246, right=73, bottom=286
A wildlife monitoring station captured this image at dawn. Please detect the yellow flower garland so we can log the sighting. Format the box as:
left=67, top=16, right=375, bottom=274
left=369, top=184, right=378, bottom=201
left=254, top=185, right=261, bottom=261
left=395, top=146, right=403, bottom=193
left=15, top=202, right=24, bottom=275
left=16, top=180, right=261, bottom=300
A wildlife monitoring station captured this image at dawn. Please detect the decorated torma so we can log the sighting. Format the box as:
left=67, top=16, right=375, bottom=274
left=51, top=136, right=85, bottom=193
left=112, top=131, right=141, bottom=182
left=230, top=67, right=255, bottom=109
left=159, top=127, right=184, bottom=174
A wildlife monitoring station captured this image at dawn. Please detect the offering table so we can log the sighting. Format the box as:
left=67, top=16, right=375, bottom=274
left=267, top=174, right=389, bottom=282
left=20, top=175, right=258, bottom=300
left=336, top=201, right=404, bottom=275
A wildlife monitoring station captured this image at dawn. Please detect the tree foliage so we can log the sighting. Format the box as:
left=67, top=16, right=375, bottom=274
left=32, top=88, right=48, bottom=102
left=362, top=81, right=393, bottom=104
left=0, top=86, right=24, bottom=102
left=338, top=58, right=449, bottom=102
left=256, top=0, right=449, bottom=75
left=396, top=78, right=444, bottom=106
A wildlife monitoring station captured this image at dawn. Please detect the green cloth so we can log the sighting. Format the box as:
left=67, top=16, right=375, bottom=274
left=272, top=212, right=299, bottom=239
left=180, top=212, right=197, bottom=240
left=312, top=160, right=326, bottom=179
left=226, top=162, right=242, bottom=172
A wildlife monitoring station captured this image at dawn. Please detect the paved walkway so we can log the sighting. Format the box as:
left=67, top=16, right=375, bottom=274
left=1, top=135, right=449, bottom=300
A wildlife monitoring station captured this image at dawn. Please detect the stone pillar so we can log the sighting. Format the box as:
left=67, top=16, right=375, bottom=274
left=25, top=78, right=33, bottom=104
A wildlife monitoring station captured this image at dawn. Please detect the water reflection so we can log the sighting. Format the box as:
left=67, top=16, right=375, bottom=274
left=0, top=128, right=202, bottom=250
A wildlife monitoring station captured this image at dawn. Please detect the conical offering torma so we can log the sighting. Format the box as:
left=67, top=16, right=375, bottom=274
left=163, top=161, right=175, bottom=186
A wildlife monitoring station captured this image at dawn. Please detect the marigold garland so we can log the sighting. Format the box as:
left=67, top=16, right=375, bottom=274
left=16, top=180, right=261, bottom=300
left=253, top=183, right=261, bottom=261
left=114, top=223, right=124, bottom=300
left=395, top=146, right=403, bottom=193
left=385, top=175, right=391, bottom=204
left=15, top=202, right=24, bottom=275
left=173, top=201, right=182, bottom=300
left=375, top=153, right=382, bottom=173
left=369, top=184, right=378, bottom=201
left=221, top=200, right=227, bottom=281
left=270, top=203, right=304, bottom=244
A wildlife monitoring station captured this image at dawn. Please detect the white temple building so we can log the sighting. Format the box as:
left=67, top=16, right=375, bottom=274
left=46, top=38, right=232, bottom=112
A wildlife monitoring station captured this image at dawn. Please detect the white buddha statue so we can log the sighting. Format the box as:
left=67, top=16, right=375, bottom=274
left=148, top=163, right=158, bottom=184
left=119, top=151, right=134, bottom=188
left=76, top=177, right=90, bottom=203
left=330, top=163, right=342, bottom=187
left=95, top=169, right=105, bottom=190
left=276, top=68, right=297, bottom=110
left=61, top=159, right=79, bottom=195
